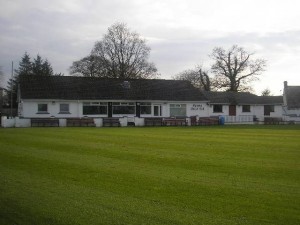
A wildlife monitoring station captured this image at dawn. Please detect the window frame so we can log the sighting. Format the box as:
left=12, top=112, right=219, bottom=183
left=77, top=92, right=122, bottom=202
left=242, top=105, right=251, bottom=113
left=213, top=104, right=223, bottom=113
left=83, top=102, right=108, bottom=115
left=170, top=104, right=187, bottom=117
left=37, top=103, right=48, bottom=114
left=112, top=102, right=136, bottom=115
left=59, top=103, right=70, bottom=114
left=140, top=102, right=152, bottom=115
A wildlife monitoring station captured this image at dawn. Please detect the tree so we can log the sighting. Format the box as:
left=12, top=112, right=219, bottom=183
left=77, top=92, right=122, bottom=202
left=173, top=66, right=212, bottom=91
left=210, top=45, right=266, bottom=92
left=70, top=22, right=158, bottom=79
left=70, top=55, right=104, bottom=77
left=261, top=88, right=272, bottom=96
left=7, top=52, right=58, bottom=108
left=14, top=52, right=32, bottom=77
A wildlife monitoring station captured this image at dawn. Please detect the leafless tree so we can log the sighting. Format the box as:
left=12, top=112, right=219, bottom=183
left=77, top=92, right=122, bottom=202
left=210, top=45, right=266, bottom=92
left=71, top=23, right=158, bottom=79
left=173, top=66, right=212, bottom=91
left=261, top=88, right=272, bottom=96
left=70, top=55, right=105, bottom=77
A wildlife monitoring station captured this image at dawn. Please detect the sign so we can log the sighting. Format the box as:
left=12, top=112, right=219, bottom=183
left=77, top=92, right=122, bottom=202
left=190, top=104, right=205, bottom=111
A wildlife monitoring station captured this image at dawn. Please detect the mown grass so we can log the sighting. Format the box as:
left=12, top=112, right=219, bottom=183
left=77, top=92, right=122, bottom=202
left=0, top=125, right=299, bottom=225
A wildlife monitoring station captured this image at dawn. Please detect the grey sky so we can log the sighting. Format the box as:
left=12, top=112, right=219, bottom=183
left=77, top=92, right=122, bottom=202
left=1, top=0, right=300, bottom=95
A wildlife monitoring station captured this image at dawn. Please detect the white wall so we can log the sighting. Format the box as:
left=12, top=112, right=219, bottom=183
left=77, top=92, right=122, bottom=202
left=186, top=103, right=209, bottom=117
left=21, top=100, right=80, bottom=118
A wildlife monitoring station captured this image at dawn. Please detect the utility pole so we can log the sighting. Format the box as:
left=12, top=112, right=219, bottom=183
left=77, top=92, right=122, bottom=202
left=10, top=61, right=13, bottom=118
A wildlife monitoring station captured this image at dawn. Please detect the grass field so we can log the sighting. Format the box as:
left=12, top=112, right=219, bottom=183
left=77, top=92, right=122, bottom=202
left=0, top=126, right=300, bottom=225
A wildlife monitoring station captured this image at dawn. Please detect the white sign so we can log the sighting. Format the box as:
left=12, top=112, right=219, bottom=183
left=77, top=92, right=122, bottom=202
left=191, top=104, right=205, bottom=111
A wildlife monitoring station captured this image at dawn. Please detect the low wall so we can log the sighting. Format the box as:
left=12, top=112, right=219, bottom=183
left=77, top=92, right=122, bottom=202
left=1, top=117, right=31, bottom=128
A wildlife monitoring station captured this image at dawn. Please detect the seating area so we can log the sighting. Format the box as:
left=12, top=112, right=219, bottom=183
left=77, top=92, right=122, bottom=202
left=103, top=118, right=121, bottom=127
left=144, top=118, right=163, bottom=126
left=162, top=118, right=187, bottom=126
left=190, top=116, right=219, bottom=126
left=66, top=118, right=95, bottom=127
left=31, top=118, right=59, bottom=127
left=264, top=117, right=283, bottom=125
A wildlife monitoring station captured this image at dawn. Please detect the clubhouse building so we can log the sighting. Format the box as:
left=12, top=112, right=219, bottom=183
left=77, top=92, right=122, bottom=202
left=2, top=75, right=300, bottom=127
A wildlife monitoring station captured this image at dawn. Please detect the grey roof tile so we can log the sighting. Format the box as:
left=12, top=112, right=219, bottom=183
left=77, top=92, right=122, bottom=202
left=19, top=75, right=207, bottom=101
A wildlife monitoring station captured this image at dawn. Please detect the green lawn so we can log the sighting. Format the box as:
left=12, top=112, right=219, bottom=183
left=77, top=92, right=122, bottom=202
left=0, top=126, right=300, bottom=225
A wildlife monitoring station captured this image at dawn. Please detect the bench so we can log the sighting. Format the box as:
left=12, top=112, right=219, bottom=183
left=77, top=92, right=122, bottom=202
left=144, top=117, right=163, bottom=126
left=264, top=117, right=283, bottom=125
left=67, top=118, right=95, bottom=127
left=103, top=118, right=121, bottom=127
left=31, top=118, right=59, bottom=127
left=163, top=118, right=187, bottom=126
left=198, top=117, right=219, bottom=126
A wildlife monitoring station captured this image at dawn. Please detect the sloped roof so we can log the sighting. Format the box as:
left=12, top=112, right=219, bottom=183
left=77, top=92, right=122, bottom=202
left=19, top=75, right=207, bottom=101
left=285, top=85, right=300, bottom=109
left=203, top=91, right=283, bottom=105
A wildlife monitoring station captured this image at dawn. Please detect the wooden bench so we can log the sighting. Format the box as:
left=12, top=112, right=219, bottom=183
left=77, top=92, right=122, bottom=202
left=264, top=117, right=283, bottom=125
left=198, top=117, right=219, bottom=126
left=31, top=118, right=59, bottom=127
left=163, top=118, right=187, bottom=126
left=103, top=118, right=121, bottom=127
left=144, top=117, right=163, bottom=126
left=67, top=118, right=95, bottom=127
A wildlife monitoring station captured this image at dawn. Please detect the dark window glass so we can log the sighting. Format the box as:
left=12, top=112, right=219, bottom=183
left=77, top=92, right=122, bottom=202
left=242, top=105, right=251, bottom=112
left=213, top=105, right=223, bottom=113
left=38, top=104, right=48, bottom=112
left=60, top=104, right=69, bottom=113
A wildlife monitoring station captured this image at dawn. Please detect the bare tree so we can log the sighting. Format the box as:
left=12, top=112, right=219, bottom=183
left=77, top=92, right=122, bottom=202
left=173, top=66, right=212, bottom=91
left=70, top=55, right=105, bottom=77
left=71, top=23, right=158, bottom=79
left=210, top=45, right=266, bottom=92
left=261, top=88, right=272, bottom=96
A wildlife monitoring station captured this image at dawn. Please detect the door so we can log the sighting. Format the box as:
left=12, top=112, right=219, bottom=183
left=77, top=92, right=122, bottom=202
left=153, top=105, right=162, bottom=117
left=229, top=105, right=236, bottom=116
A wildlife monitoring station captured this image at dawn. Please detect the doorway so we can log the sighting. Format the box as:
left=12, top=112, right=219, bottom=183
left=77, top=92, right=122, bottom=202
left=229, top=105, right=236, bottom=116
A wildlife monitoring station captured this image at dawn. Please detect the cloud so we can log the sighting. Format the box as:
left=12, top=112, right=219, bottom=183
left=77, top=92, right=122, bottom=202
left=0, top=0, right=300, bottom=95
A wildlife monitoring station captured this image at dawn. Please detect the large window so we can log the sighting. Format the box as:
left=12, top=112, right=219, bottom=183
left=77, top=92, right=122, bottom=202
left=242, top=105, right=251, bottom=112
left=59, top=103, right=70, bottom=114
left=37, top=103, right=48, bottom=113
left=140, top=102, right=151, bottom=115
left=170, top=104, right=186, bottom=117
left=113, top=102, right=135, bottom=114
left=213, top=104, right=223, bottom=113
left=264, top=105, right=275, bottom=116
left=83, top=102, right=107, bottom=115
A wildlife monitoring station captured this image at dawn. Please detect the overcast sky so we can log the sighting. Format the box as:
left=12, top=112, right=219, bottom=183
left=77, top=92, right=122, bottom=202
left=1, top=0, right=300, bottom=95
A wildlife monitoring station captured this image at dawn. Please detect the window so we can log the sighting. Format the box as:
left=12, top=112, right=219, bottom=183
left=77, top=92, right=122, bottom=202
left=140, top=102, right=151, bottom=115
left=264, top=105, right=275, bottom=116
left=213, top=105, right=223, bottom=113
left=153, top=105, right=162, bottom=116
left=59, top=103, right=70, bottom=114
left=83, top=102, right=107, bottom=115
left=170, top=104, right=186, bottom=117
left=37, top=103, right=48, bottom=113
left=242, top=105, right=251, bottom=112
left=113, top=102, right=135, bottom=114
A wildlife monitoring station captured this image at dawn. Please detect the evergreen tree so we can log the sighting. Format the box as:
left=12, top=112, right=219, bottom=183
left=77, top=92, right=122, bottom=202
left=6, top=52, right=58, bottom=109
left=42, top=59, right=54, bottom=76
left=32, top=54, right=44, bottom=76
left=14, top=52, right=32, bottom=76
